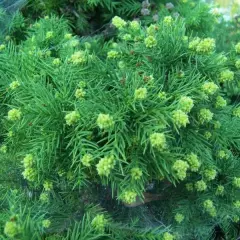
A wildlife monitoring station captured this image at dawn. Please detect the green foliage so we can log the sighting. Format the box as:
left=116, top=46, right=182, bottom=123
left=19, top=0, right=220, bottom=37
left=0, top=1, right=26, bottom=42
left=1, top=0, right=223, bottom=46
left=21, top=0, right=139, bottom=35
left=176, top=1, right=217, bottom=36
left=0, top=1, right=240, bottom=240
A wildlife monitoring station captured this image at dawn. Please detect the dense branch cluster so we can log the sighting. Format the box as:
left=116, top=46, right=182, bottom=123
left=0, top=0, right=239, bottom=239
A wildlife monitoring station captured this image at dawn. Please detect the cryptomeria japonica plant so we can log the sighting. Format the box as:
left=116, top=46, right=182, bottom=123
left=0, top=11, right=240, bottom=240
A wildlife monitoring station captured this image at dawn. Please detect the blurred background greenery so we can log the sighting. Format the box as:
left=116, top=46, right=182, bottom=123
left=210, top=0, right=240, bottom=18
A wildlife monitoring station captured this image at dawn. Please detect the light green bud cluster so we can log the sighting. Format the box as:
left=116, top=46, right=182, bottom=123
left=215, top=96, right=227, bottom=108
left=234, top=201, right=240, bottom=208
left=0, top=44, right=6, bottom=51
left=235, top=59, right=240, bottom=69
left=233, top=177, right=240, bottom=188
left=189, top=37, right=201, bottom=51
left=163, top=232, right=174, bottom=240
left=64, top=33, right=72, bottom=40
left=172, top=160, right=189, bottom=180
left=81, top=154, right=93, bottom=167
left=172, top=110, right=189, bottom=128
left=233, top=107, right=240, bottom=117
left=215, top=185, right=224, bottom=196
left=134, top=87, right=147, bottom=100
left=40, top=192, right=49, bottom=203
left=91, top=214, right=108, bottom=232
left=107, top=50, right=120, bottom=59
left=219, top=70, right=234, bottom=83
left=130, top=20, right=140, bottom=31
left=78, top=81, right=86, bottom=88
left=112, top=16, right=127, bottom=29
left=75, top=88, right=86, bottom=99
left=96, top=155, right=115, bottom=176
left=163, top=16, right=174, bottom=25
left=235, top=42, right=240, bottom=53
left=0, top=145, right=7, bottom=153
left=202, top=82, right=219, bottom=95
left=122, top=34, right=132, bottom=41
left=219, top=55, right=228, bottom=63
left=122, top=190, right=137, bottom=204
left=175, top=213, right=184, bottom=223
left=233, top=215, right=240, bottom=223
left=45, top=50, right=51, bottom=57
left=131, top=167, right=143, bottom=180
left=42, top=219, right=51, bottom=228
left=195, top=180, right=207, bottom=192
left=46, top=31, right=54, bottom=39
left=65, top=111, right=80, bottom=126
left=186, top=183, right=194, bottom=191
left=204, top=169, right=217, bottom=181
left=150, top=132, right=167, bottom=150
left=69, top=39, right=79, bottom=47
left=186, top=153, right=201, bottom=172
left=22, top=154, right=36, bottom=182
left=22, top=154, right=33, bottom=168
left=204, top=131, right=212, bottom=140
left=144, top=36, right=157, bottom=48
left=35, top=50, right=44, bottom=57
left=203, top=200, right=217, bottom=217
left=8, top=131, right=13, bottom=138
left=8, top=109, right=22, bottom=121
left=158, top=91, right=167, bottom=100
left=178, top=96, right=194, bottom=113
left=97, top=113, right=114, bottom=130
left=196, top=38, right=215, bottom=54
left=198, top=109, right=213, bottom=123
left=22, top=167, right=37, bottom=182
left=10, top=81, right=20, bottom=90
left=70, top=51, right=86, bottom=64
left=214, top=121, right=221, bottom=129
left=43, top=181, right=53, bottom=191
left=4, top=221, right=20, bottom=238
left=58, top=169, right=65, bottom=177
left=147, top=24, right=157, bottom=35
left=134, top=36, right=143, bottom=42
left=53, top=58, right=61, bottom=65
left=218, top=150, right=227, bottom=159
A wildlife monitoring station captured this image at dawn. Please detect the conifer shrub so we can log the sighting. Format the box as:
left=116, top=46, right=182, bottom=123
left=0, top=4, right=240, bottom=240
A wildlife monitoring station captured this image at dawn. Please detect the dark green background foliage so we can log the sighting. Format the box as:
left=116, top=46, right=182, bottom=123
left=1, top=0, right=221, bottom=38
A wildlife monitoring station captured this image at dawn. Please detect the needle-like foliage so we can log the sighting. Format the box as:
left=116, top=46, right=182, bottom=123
left=0, top=1, right=240, bottom=240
